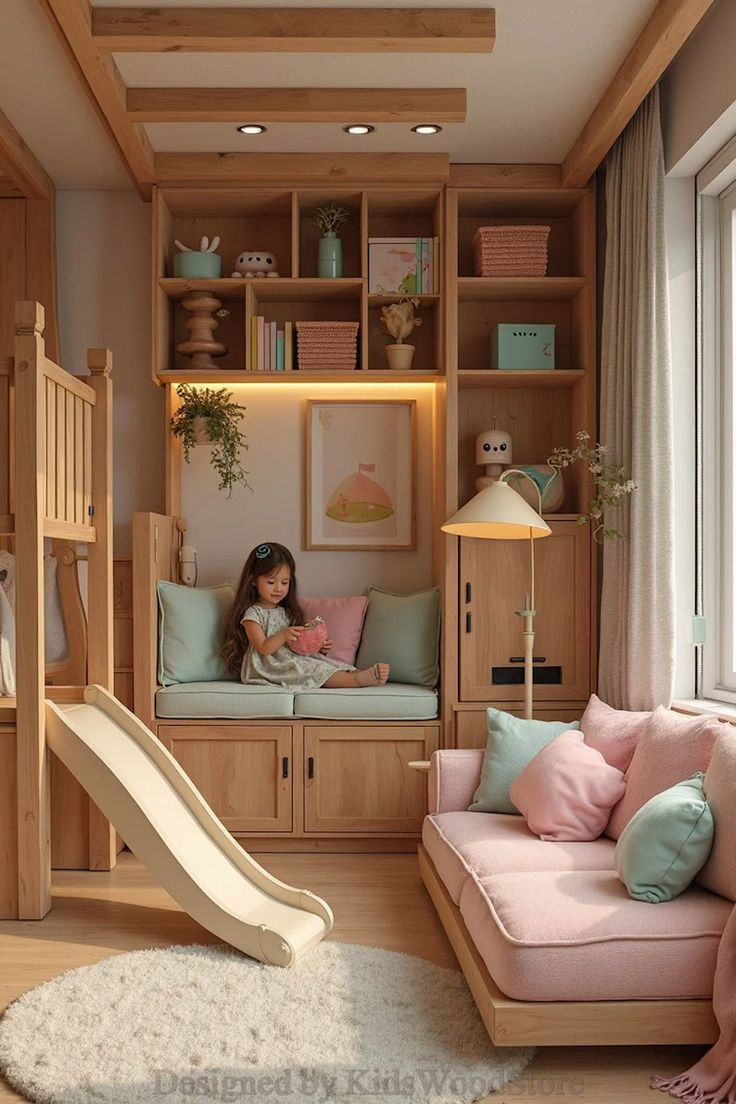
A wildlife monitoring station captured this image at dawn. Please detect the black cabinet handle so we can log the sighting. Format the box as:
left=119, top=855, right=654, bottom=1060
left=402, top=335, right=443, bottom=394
left=465, top=581, right=472, bottom=603
left=307, top=756, right=315, bottom=780
left=282, top=756, right=289, bottom=779
left=466, top=611, right=472, bottom=633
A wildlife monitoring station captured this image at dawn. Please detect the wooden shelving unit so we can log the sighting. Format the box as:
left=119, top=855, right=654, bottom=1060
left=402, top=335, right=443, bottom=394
left=441, top=182, right=597, bottom=743
left=152, top=187, right=444, bottom=380
left=151, top=172, right=597, bottom=752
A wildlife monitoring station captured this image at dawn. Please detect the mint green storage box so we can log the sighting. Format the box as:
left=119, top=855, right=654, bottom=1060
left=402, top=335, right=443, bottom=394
left=491, top=324, right=555, bottom=370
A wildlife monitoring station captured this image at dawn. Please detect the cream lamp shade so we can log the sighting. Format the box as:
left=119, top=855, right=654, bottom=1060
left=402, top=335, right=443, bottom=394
left=441, top=480, right=552, bottom=540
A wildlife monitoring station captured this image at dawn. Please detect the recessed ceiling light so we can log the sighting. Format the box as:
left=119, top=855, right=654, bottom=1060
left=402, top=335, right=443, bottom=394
left=237, top=124, right=267, bottom=135
left=343, top=124, right=375, bottom=135
left=412, top=124, right=442, bottom=135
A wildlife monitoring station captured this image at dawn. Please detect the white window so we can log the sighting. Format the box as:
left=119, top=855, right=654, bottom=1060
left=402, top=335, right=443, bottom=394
left=700, top=148, right=736, bottom=703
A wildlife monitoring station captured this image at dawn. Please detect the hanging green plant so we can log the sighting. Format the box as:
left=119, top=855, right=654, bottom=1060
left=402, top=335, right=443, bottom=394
left=170, top=383, right=252, bottom=498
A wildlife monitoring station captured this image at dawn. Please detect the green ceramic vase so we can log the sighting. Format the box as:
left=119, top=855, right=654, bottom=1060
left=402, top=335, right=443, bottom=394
left=318, top=232, right=343, bottom=278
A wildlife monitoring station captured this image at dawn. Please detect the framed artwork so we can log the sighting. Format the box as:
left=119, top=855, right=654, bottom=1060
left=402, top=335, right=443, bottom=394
left=306, top=399, right=416, bottom=550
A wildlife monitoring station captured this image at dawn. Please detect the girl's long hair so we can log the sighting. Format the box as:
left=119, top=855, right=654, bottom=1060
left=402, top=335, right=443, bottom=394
left=222, top=542, right=305, bottom=677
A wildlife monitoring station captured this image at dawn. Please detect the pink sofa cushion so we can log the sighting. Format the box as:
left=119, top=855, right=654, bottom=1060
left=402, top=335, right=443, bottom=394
left=300, top=596, right=368, bottom=665
left=580, top=694, right=650, bottom=773
left=460, top=869, right=731, bottom=1002
left=422, top=811, right=616, bottom=905
left=606, top=707, right=725, bottom=841
left=698, top=728, right=736, bottom=902
left=510, top=731, right=626, bottom=841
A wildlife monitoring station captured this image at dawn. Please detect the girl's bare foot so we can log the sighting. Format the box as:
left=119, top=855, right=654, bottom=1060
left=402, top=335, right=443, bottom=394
left=355, top=663, right=390, bottom=687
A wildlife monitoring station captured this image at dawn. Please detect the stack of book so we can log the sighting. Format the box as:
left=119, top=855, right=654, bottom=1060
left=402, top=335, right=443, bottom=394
left=249, top=317, right=294, bottom=371
left=295, top=321, right=359, bottom=371
left=368, top=237, right=439, bottom=295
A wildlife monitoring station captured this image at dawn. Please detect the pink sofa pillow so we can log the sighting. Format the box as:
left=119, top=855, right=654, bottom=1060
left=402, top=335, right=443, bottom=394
left=509, top=730, right=626, bottom=842
left=606, top=707, right=726, bottom=840
left=300, top=596, right=368, bottom=665
left=580, top=694, right=650, bottom=773
left=697, top=727, right=736, bottom=902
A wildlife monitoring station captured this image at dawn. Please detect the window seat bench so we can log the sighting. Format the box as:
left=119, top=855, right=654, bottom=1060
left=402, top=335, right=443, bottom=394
left=156, top=681, right=439, bottom=721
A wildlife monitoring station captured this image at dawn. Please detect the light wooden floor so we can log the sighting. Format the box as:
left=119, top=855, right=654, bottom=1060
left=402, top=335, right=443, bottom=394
left=1, top=852, right=704, bottom=1103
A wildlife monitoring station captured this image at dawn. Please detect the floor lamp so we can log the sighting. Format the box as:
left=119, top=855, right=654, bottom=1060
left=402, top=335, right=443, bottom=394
left=442, top=473, right=551, bottom=720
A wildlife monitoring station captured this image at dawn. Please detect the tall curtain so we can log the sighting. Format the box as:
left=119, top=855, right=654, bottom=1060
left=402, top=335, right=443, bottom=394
left=598, top=86, right=675, bottom=710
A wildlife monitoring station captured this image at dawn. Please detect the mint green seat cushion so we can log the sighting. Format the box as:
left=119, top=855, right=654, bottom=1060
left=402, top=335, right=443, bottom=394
left=294, top=683, right=438, bottom=721
left=355, top=586, right=440, bottom=687
left=469, top=708, right=581, bottom=815
left=156, top=682, right=294, bottom=719
left=615, top=773, right=714, bottom=903
left=157, top=581, right=234, bottom=686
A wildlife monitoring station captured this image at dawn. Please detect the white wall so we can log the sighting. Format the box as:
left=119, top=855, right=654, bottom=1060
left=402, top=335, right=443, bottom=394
left=665, top=177, right=696, bottom=700
left=56, top=191, right=165, bottom=555
left=181, top=382, right=435, bottom=595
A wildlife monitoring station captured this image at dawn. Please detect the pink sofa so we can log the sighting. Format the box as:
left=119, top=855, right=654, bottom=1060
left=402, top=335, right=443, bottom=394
left=419, top=741, right=734, bottom=1045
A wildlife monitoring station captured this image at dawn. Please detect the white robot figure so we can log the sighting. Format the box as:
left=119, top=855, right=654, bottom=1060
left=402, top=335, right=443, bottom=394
left=475, top=421, right=512, bottom=491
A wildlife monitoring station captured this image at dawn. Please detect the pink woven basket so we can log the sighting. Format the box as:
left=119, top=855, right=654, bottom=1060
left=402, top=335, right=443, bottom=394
left=296, top=321, right=359, bottom=371
left=472, top=225, right=550, bottom=277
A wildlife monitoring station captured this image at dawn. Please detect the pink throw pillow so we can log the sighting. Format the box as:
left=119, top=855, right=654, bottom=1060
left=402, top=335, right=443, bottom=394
left=606, top=706, right=726, bottom=840
left=580, top=694, right=650, bottom=773
left=300, top=596, right=368, bottom=666
left=509, top=730, right=626, bottom=842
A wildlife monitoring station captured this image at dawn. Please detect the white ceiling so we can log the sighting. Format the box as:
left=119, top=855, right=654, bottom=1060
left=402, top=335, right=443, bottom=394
left=0, top=0, right=660, bottom=189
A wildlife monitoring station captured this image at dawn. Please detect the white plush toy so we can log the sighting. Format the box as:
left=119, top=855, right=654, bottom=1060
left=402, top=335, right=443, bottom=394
left=231, top=251, right=280, bottom=278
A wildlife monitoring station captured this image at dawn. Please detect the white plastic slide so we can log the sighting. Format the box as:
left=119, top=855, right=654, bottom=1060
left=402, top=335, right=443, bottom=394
left=45, top=686, right=333, bottom=966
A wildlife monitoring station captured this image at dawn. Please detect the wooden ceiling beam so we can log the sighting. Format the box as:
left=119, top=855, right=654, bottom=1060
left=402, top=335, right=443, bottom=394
left=0, top=107, right=54, bottom=200
left=37, top=0, right=156, bottom=199
left=154, top=152, right=450, bottom=187
left=93, top=7, right=495, bottom=53
left=562, top=0, right=716, bottom=187
left=127, top=87, right=467, bottom=124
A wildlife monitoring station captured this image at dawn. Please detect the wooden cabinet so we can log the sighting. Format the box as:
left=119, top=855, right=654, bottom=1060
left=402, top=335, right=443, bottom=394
left=304, top=725, right=440, bottom=833
left=161, top=725, right=293, bottom=833
left=459, top=520, right=591, bottom=703
left=456, top=706, right=585, bottom=749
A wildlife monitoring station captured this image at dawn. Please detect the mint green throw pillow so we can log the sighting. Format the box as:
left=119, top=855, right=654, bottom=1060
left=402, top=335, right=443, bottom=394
left=355, top=586, right=440, bottom=687
left=615, top=773, right=714, bottom=904
left=469, top=709, right=581, bottom=815
left=157, top=580, right=235, bottom=686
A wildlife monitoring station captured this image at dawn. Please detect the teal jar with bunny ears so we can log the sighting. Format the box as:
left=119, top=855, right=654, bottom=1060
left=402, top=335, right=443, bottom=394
left=173, top=235, right=222, bottom=278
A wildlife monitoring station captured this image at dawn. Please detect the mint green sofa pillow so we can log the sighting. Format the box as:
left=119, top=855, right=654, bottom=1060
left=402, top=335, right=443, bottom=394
left=355, top=586, right=440, bottom=687
left=157, top=580, right=235, bottom=686
left=469, top=709, right=581, bottom=815
left=615, top=773, right=714, bottom=904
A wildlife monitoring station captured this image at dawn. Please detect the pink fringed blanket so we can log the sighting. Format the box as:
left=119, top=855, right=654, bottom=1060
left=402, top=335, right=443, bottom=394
left=654, top=904, right=736, bottom=1103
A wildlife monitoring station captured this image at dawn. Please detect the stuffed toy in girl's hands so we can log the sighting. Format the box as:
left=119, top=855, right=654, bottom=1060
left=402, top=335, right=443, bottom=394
left=288, top=616, right=329, bottom=656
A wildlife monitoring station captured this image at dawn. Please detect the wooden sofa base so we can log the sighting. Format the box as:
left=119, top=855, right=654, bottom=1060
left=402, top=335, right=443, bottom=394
left=418, top=844, right=718, bottom=1047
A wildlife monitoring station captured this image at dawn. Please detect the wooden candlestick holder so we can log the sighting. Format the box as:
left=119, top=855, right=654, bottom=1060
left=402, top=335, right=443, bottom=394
left=177, top=291, right=228, bottom=370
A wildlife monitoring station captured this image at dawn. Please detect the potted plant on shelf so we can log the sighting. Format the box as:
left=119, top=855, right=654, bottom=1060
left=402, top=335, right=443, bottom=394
left=169, top=384, right=253, bottom=499
left=380, top=297, right=422, bottom=371
left=313, top=204, right=351, bottom=278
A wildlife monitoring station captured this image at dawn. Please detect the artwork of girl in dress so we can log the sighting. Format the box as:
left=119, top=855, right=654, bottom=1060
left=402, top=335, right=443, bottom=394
left=307, top=400, right=415, bottom=550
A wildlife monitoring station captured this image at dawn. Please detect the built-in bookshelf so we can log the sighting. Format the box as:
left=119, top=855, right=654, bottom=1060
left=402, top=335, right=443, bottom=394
left=152, top=188, right=443, bottom=380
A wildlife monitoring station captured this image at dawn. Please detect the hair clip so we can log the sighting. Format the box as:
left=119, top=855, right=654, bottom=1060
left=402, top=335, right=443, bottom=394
left=255, top=544, right=271, bottom=560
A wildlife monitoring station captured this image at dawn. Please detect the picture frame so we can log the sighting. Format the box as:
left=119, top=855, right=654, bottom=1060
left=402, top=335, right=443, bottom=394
left=306, top=399, right=416, bottom=550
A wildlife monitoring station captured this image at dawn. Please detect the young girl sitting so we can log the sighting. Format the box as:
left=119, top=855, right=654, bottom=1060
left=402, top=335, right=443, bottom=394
left=222, top=543, right=390, bottom=690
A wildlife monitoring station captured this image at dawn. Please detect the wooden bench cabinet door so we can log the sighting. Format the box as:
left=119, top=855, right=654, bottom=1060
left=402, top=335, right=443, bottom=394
left=304, top=726, right=440, bottom=833
left=459, top=521, right=591, bottom=703
left=161, top=725, right=292, bottom=833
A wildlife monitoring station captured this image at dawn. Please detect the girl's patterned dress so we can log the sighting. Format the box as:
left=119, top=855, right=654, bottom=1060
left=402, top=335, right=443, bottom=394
left=240, top=604, right=354, bottom=690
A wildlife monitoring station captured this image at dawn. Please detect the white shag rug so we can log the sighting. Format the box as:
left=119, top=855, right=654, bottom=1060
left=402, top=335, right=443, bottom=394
left=0, top=943, right=534, bottom=1104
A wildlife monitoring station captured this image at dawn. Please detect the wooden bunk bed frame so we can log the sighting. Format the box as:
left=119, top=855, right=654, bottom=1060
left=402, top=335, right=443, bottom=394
left=0, top=301, right=116, bottom=920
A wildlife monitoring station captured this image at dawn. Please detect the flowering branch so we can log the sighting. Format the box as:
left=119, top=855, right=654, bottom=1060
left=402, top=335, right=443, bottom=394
left=547, top=431, right=636, bottom=541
